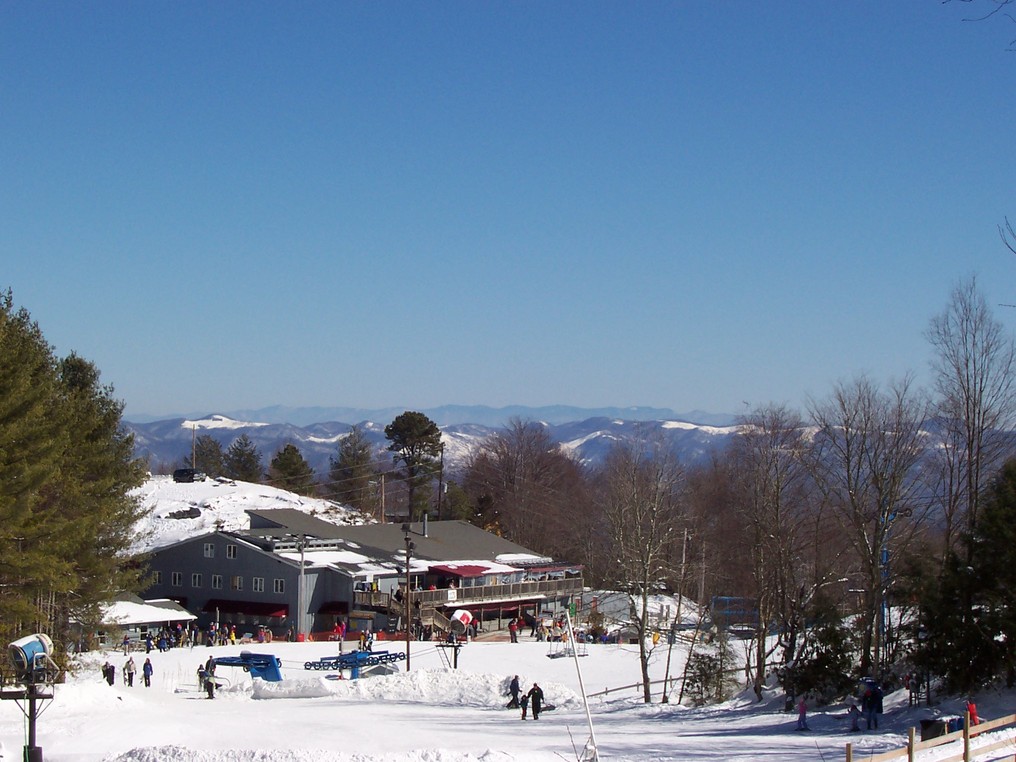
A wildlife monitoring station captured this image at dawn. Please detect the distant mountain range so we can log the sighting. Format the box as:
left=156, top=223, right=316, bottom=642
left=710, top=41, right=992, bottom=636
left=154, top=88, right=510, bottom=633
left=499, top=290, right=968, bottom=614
left=124, top=405, right=741, bottom=477
left=126, top=404, right=737, bottom=428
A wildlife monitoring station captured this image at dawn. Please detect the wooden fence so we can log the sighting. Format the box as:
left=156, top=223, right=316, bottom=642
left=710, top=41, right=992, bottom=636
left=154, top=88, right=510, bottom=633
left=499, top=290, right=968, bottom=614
left=845, top=712, right=1016, bottom=762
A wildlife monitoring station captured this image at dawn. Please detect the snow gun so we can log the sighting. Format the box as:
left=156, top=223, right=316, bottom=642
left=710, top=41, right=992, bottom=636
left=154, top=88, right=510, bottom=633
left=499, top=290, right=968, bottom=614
left=303, top=649, right=406, bottom=679
left=211, top=651, right=284, bottom=682
left=8, top=634, right=58, bottom=683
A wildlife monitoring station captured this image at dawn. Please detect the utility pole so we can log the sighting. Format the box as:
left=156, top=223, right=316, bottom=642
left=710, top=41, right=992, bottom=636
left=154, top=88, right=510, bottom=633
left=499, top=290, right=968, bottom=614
left=436, top=444, right=445, bottom=520
left=403, top=524, right=415, bottom=671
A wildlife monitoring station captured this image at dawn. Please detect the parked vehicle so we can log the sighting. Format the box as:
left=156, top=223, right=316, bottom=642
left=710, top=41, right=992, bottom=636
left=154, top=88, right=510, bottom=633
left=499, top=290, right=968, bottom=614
left=173, top=468, right=206, bottom=483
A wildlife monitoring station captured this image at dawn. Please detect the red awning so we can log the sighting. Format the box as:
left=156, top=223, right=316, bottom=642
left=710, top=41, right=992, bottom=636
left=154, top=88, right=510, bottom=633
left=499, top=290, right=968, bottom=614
left=429, top=564, right=492, bottom=578
left=202, top=599, right=289, bottom=617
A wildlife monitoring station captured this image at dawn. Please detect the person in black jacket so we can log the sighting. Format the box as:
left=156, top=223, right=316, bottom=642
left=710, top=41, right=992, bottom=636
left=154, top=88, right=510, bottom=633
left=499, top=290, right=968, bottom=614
left=507, top=675, right=521, bottom=708
left=526, top=683, right=545, bottom=720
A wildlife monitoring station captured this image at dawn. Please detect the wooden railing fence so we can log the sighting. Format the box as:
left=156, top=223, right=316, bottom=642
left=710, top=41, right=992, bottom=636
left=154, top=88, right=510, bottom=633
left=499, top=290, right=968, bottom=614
left=845, top=712, right=1016, bottom=762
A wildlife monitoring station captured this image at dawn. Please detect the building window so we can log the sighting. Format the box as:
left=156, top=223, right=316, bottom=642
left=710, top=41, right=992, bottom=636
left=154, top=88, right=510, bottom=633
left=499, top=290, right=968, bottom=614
left=212, top=574, right=223, bottom=590
left=273, top=579, right=285, bottom=594
left=153, top=571, right=163, bottom=585
left=252, top=577, right=264, bottom=593
left=204, top=543, right=215, bottom=558
left=226, top=544, right=237, bottom=559
left=231, top=575, right=243, bottom=591
left=191, top=573, right=202, bottom=588
left=171, top=572, right=182, bottom=587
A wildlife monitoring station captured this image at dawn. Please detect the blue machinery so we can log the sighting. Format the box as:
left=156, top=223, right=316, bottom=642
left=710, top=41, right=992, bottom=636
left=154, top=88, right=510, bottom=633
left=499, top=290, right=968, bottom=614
left=2, top=634, right=59, bottom=762
left=303, top=649, right=406, bottom=679
left=211, top=651, right=284, bottom=682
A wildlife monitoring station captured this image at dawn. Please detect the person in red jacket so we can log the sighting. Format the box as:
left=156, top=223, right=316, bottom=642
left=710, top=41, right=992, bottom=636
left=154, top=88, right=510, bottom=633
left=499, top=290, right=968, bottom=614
left=967, top=699, right=980, bottom=726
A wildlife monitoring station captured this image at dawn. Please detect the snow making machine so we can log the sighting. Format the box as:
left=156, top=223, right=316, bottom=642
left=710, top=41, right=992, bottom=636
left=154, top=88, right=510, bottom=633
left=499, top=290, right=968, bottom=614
left=303, top=649, right=406, bottom=679
left=211, top=651, right=284, bottom=682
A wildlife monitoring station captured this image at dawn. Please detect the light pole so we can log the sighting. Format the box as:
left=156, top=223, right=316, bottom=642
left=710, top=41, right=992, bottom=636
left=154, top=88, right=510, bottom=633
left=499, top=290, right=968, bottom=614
left=402, top=523, right=415, bottom=671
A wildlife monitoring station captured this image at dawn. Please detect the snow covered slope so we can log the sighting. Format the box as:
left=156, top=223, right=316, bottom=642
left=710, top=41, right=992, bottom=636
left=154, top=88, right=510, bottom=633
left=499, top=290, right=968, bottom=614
left=129, top=475, right=363, bottom=554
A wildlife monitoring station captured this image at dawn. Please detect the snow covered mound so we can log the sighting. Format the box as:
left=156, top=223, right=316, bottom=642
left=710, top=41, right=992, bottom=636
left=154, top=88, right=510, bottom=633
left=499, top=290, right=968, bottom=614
left=251, top=668, right=583, bottom=710
left=129, top=475, right=365, bottom=553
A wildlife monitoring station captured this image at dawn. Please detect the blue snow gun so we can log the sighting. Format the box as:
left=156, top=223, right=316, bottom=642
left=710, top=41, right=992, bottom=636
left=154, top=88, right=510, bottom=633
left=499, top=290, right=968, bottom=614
left=212, top=651, right=284, bottom=682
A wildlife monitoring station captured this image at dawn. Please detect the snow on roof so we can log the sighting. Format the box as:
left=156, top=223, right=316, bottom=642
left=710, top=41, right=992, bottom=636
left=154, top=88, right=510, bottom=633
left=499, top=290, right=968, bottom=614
left=101, top=599, right=196, bottom=626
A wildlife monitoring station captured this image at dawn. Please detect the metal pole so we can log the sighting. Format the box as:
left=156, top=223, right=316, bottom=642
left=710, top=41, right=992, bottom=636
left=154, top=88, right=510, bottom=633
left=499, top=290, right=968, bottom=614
left=564, top=609, right=598, bottom=761
left=404, top=526, right=413, bottom=671
left=298, top=535, right=306, bottom=639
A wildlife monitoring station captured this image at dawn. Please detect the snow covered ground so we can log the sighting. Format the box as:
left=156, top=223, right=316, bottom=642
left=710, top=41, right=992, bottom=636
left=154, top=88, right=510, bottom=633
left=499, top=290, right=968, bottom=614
left=3, top=636, right=1013, bottom=762
left=128, top=475, right=361, bottom=554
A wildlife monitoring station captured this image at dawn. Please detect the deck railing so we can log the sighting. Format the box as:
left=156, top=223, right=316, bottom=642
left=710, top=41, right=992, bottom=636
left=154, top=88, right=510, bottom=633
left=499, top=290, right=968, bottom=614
left=354, top=577, right=583, bottom=611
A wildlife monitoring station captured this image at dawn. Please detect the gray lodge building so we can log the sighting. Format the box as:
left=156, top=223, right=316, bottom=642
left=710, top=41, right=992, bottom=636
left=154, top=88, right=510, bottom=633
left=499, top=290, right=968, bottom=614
left=141, top=509, right=583, bottom=639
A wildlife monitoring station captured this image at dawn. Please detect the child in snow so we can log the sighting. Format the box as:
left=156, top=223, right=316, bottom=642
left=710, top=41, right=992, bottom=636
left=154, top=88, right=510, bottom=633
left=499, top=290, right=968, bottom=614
left=796, top=698, right=809, bottom=731
left=847, top=701, right=861, bottom=732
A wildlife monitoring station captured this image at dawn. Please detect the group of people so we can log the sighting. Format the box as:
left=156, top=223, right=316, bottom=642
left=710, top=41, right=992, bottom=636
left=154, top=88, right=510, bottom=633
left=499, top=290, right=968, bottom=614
left=506, top=675, right=547, bottom=720
left=102, top=657, right=153, bottom=688
left=196, top=656, right=217, bottom=699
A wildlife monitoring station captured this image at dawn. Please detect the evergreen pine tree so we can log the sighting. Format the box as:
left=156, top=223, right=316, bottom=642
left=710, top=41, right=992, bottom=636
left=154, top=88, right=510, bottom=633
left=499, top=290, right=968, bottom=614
left=0, top=292, right=146, bottom=650
left=384, top=411, right=442, bottom=521
left=328, top=425, right=376, bottom=514
left=269, top=443, right=317, bottom=496
left=188, top=434, right=224, bottom=477
left=224, top=433, right=263, bottom=482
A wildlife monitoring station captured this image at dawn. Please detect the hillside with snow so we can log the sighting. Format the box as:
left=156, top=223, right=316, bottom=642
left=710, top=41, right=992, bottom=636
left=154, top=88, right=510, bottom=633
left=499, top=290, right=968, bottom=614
left=129, top=475, right=365, bottom=554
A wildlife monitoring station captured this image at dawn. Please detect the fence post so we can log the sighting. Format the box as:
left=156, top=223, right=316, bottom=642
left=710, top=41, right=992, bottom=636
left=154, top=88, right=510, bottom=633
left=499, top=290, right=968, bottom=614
left=907, top=726, right=915, bottom=762
left=845, top=741, right=852, bottom=762
left=963, top=710, right=971, bottom=762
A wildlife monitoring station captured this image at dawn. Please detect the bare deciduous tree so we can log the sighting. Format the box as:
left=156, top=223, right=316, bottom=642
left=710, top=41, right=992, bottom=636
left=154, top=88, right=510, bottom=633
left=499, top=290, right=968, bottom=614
left=729, top=404, right=811, bottom=700
left=805, top=376, right=929, bottom=677
left=463, top=418, right=585, bottom=556
left=926, top=276, right=1016, bottom=562
left=597, top=431, right=685, bottom=703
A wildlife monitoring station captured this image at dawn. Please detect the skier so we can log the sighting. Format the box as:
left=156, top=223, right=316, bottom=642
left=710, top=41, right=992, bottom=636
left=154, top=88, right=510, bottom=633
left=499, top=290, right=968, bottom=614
left=142, top=657, right=153, bottom=688
left=526, top=683, right=545, bottom=720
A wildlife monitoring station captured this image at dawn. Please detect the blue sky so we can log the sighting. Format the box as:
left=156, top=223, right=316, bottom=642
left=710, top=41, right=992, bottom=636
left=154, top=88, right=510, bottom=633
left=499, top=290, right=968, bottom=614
left=3, top=1, right=1015, bottom=421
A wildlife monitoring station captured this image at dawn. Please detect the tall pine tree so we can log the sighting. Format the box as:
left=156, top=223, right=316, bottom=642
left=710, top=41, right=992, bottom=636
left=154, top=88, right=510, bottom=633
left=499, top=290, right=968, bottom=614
left=385, top=411, right=442, bottom=521
left=328, top=425, right=377, bottom=514
left=0, top=292, right=146, bottom=651
left=269, top=443, right=317, bottom=496
left=224, top=433, right=263, bottom=482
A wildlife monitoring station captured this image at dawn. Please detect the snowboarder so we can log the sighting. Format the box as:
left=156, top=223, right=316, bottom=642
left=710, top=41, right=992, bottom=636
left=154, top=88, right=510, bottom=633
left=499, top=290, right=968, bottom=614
left=124, top=657, right=136, bottom=687
left=527, top=683, right=545, bottom=720
left=142, top=657, right=153, bottom=688
left=796, top=697, right=809, bottom=731
left=507, top=675, right=520, bottom=709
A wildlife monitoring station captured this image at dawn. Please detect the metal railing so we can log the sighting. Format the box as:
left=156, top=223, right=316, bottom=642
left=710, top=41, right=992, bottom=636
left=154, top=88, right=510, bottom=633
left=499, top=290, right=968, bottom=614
left=354, top=577, right=583, bottom=612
